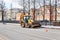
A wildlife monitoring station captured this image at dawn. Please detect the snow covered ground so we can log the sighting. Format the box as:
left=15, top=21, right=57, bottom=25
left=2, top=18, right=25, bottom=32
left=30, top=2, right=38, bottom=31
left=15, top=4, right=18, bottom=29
left=42, top=25, right=60, bottom=29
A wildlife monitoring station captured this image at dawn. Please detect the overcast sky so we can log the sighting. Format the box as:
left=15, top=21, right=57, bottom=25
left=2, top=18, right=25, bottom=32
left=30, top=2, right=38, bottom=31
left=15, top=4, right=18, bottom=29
left=3, top=0, right=23, bottom=9
left=0, top=0, right=60, bottom=9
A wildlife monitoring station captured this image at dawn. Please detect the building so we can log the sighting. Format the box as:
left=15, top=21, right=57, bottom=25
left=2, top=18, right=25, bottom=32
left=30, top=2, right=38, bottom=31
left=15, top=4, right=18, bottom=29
left=30, top=5, right=60, bottom=21
left=5, top=8, right=23, bottom=21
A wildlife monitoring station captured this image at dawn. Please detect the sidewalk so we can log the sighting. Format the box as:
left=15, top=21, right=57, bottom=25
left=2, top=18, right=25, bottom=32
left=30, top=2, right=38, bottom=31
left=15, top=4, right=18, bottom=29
left=42, top=25, right=60, bottom=29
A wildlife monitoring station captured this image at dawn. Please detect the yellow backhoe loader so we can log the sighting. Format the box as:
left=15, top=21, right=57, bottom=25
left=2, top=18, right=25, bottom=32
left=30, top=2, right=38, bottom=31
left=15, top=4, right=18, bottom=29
left=20, top=14, right=41, bottom=28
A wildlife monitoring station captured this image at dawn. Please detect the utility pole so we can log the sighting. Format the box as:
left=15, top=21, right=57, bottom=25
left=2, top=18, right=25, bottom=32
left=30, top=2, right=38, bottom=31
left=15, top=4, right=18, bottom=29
left=55, top=0, right=57, bottom=21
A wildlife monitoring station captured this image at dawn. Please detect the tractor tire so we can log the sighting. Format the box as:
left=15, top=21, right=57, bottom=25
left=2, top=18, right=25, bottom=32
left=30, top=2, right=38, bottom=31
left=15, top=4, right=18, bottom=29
left=31, top=25, right=35, bottom=28
left=21, top=23, right=25, bottom=28
left=25, top=24, right=30, bottom=28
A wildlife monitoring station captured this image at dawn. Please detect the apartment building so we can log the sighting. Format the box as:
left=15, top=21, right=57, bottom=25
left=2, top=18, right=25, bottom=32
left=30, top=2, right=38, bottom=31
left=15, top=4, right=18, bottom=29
left=30, top=5, right=60, bottom=21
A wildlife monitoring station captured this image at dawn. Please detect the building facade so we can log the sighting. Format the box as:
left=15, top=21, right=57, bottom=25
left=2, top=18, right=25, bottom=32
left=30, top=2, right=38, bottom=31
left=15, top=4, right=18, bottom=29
left=29, top=5, right=60, bottom=21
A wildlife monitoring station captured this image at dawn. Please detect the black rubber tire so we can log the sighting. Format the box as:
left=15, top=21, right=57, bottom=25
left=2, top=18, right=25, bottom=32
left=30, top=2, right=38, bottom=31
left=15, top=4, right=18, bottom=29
left=25, top=24, right=30, bottom=28
left=21, top=23, right=25, bottom=28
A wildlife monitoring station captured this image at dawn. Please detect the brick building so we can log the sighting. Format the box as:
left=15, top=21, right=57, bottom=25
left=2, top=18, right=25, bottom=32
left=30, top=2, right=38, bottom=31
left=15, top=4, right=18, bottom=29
left=30, top=5, right=60, bottom=21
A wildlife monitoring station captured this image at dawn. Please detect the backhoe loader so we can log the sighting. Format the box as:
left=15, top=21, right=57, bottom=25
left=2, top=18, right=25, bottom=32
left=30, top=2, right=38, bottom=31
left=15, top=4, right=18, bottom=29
left=20, top=15, right=41, bottom=28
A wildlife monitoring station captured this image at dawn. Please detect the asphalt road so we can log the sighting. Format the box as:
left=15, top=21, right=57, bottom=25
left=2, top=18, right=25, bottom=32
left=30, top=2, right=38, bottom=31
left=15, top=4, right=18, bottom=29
left=0, top=23, right=60, bottom=40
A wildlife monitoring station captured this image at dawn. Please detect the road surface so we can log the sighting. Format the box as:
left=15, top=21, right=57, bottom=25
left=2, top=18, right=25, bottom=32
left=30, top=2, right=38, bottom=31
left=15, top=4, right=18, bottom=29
left=0, top=23, right=60, bottom=40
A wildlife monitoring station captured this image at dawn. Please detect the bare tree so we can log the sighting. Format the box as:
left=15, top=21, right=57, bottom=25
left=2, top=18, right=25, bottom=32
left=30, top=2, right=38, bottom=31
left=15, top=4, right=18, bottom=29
left=55, top=0, right=57, bottom=21
left=9, top=3, right=12, bottom=21
left=0, top=1, right=6, bottom=23
left=43, top=0, right=45, bottom=20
